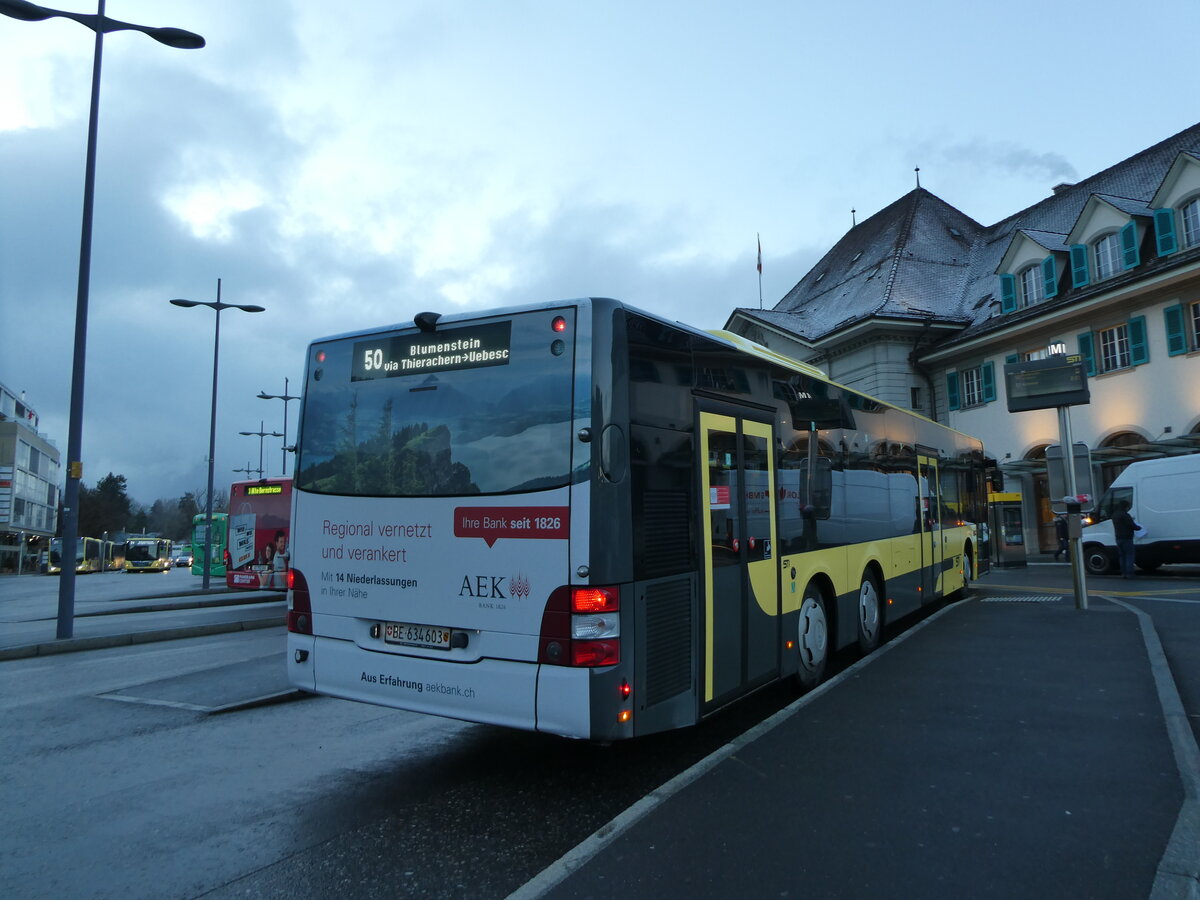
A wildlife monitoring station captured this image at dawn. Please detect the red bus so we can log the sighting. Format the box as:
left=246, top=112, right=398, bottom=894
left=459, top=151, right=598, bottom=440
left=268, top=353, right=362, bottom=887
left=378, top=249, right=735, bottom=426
left=226, top=477, right=292, bottom=591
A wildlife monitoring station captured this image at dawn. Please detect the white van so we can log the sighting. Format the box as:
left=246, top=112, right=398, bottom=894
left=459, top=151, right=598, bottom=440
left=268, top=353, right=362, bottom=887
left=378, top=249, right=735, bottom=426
left=1081, top=454, right=1200, bottom=575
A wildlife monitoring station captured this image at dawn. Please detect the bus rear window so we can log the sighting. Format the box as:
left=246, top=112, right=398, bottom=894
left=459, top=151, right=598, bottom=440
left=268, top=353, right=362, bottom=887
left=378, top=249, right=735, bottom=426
left=296, top=310, right=578, bottom=496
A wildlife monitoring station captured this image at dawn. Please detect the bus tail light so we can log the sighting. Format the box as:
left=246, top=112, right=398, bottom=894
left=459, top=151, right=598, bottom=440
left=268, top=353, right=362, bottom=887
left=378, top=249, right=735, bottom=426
left=571, top=613, right=619, bottom=640
left=288, top=568, right=313, bottom=635
left=571, top=640, right=620, bottom=667
left=571, top=586, right=618, bottom=613
left=539, top=585, right=621, bottom=667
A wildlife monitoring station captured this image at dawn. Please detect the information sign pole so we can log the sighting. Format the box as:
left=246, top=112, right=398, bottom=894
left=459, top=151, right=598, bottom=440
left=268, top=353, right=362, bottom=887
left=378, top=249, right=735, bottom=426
left=1058, top=406, right=1088, bottom=610
left=1004, top=352, right=1092, bottom=611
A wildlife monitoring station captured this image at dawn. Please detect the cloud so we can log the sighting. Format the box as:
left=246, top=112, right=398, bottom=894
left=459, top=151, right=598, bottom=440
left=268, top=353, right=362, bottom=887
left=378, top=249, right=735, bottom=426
left=940, top=138, right=1078, bottom=184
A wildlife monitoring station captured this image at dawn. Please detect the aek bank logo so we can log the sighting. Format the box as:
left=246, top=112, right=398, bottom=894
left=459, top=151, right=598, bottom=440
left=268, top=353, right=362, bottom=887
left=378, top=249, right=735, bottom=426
left=458, top=572, right=531, bottom=600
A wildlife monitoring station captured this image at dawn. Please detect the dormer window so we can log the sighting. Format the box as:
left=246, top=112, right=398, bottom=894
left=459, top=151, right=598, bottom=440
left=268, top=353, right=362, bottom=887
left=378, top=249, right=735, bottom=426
left=1018, top=264, right=1044, bottom=306
left=1093, top=233, right=1122, bottom=280
left=1183, top=198, right=1200, bottom=249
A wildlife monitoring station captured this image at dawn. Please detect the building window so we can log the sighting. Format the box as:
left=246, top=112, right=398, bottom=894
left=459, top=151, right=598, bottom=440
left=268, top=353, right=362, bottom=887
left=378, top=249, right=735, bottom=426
left=961, top=368, right=986, bottom=407
left=1168, top=299, right=1200, bottom=355
left=1019, top=265, right=1044, bottom=307
left=946, top=362, right=995, bottom=411
left=1098, top=323, right=1131, bottom=372
left=910, top=386, right=922, bottom=410
left=1183, top=198, right=1200, bottom=249
left=1093, top=233, right=1121, bottom=280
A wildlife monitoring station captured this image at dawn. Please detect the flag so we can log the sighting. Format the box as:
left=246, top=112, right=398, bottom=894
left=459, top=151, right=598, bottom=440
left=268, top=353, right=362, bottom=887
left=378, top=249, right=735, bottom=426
left=757, top=234, right=762, bottom=274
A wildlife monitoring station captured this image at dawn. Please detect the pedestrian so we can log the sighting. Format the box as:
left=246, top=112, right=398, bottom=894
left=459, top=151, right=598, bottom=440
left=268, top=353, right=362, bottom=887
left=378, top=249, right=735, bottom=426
left=270, top=530, right=289, bottom=589
left=1111, top=500, right=1138, bottom=578
left=1053, top=514, right=1068, bottom=561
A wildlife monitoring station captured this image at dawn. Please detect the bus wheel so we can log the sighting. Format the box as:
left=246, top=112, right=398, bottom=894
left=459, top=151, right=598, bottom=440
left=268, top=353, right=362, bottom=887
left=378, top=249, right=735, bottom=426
left=796, top=583, right=829, bottom=691
left=956, top=548, right=973, bottom=600
left=856, top=572, right=882, bottom=654
left=1084, top=545, right=1115, bottom=576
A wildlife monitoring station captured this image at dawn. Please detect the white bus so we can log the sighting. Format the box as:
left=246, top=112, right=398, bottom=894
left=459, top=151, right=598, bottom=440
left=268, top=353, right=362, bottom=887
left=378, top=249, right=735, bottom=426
left=287, top=299, right=991, bottom=740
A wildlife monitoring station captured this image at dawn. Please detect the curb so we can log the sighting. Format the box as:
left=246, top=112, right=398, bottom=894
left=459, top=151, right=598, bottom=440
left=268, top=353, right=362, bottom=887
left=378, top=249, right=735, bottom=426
left=0, top=613, right=285, bottom=661
left=75, top=592, right=282, bottom=618
left=1104, top=595, right=1200, bottom=899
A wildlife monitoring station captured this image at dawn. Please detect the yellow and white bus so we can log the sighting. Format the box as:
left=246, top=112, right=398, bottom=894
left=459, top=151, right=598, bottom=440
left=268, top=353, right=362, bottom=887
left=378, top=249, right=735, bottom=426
left=287, top=299, right=992, bottom=740
left=46, top=537, right=103, bottom=574
left=123, top=536, right=172, bottom=573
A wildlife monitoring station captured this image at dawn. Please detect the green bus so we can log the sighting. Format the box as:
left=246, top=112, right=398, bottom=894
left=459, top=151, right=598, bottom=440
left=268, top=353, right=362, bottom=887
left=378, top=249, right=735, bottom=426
left=190, top=513, right=228, bottom=577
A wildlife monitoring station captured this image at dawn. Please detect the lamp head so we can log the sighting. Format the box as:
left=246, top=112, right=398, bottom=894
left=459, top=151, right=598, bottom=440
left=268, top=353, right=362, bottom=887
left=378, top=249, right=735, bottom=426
left=0, top=0, right=54, bottom=22
left=170, top=298, right=201, bottom=308
left=146, top=26, right=205, bottom=49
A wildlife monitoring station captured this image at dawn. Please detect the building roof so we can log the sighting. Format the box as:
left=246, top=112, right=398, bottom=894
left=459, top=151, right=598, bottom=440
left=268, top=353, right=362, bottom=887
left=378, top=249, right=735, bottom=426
left=737, top=121, right=1200, bottom=347
left=734, top=189, right=983, bottom=340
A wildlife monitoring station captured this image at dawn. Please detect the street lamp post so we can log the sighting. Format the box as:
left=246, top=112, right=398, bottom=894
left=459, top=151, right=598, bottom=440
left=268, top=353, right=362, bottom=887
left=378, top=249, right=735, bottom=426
left=257, top=379, right=300, bottom=476
left=0, top=0, right=204, bottom=639
left=239, top=421, right=283, bottom=480
left=170, top=280, right=265, bottom=589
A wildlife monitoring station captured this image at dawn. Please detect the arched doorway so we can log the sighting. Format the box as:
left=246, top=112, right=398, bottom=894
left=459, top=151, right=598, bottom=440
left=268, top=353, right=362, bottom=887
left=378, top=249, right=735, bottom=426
left=1096, top=431, right=1150, bottom=492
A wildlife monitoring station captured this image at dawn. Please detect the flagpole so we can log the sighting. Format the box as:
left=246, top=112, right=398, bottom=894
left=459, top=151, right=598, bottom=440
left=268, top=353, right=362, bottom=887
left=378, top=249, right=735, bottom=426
left=757, top=232, right=763, bottom=309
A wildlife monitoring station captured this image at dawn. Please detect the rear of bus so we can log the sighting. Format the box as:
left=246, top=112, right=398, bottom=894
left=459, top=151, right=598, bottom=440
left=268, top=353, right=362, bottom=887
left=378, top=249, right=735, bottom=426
left=288, top=301, right=622, bottom=738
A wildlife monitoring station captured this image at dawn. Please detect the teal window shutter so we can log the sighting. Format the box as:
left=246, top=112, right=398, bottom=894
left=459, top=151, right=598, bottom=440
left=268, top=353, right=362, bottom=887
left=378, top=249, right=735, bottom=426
left=1154, top=208, right=1177, bottom=256
left=1005, top=353, right=1019, bottom=365
left=981, top=362, right=996, bottom=403
left=1164, top=304, right=1188, bottom=356
left=946, top=373, right=960, bottom=411
left=1078, top=332, right=1096, bottom=376
left=1041, top=256, right=1058, bottom=298
left=1069, top=244, right=1090, bottom=287
left=999, top=274, right=1016, bottom=313
left=1120, top=221, right=1140, bottom=269
left=1128, top=315, right=1148, bottom=365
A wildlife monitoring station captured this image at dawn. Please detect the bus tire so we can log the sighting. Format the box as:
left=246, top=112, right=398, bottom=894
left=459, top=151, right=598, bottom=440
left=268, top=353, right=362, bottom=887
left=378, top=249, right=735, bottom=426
left=956, top=547, right=973, bottom=600
left=796, top=583, right=829, bottom=691
left=856, top=571, right=883, bottom=654
left=1084, top=545, right=1116, bottom=576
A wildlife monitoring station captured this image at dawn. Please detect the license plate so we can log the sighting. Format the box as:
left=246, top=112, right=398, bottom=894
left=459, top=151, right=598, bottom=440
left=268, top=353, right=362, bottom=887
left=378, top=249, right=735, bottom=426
left=383, top=621, right=451, bottom=650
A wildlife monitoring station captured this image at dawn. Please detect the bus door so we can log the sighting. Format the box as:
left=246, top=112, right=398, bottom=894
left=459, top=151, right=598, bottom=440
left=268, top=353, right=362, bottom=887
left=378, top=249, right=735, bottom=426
left=917, top=453, right=944, bottom=601
left=699, top=407, right=780, bottom=711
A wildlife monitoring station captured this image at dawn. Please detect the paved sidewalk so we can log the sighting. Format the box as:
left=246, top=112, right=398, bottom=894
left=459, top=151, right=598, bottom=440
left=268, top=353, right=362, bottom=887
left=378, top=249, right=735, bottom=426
left=518, top=590, right=1200, bottom=899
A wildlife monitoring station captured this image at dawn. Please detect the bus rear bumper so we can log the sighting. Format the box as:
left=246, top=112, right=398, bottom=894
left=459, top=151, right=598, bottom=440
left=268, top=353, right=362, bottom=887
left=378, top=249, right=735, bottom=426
left=287, top=634, right=593, bottom=737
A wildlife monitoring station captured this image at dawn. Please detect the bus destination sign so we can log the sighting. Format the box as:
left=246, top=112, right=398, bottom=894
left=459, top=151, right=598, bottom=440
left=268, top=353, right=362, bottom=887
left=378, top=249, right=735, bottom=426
left=246, top=484, right=283, bottom=496
left=352, top=322, right=512, bottom=381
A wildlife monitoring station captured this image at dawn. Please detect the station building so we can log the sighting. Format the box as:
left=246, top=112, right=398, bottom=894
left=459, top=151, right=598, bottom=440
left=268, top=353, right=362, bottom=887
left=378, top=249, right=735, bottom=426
left=727, top=121, right=1200, bottom=556
left=0, top=381, right=60, bottom=574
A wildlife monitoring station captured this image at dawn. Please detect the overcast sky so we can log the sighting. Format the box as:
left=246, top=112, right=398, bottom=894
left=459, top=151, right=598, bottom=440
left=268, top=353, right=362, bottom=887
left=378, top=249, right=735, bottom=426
left=2, top=0, right=1199, bottom=511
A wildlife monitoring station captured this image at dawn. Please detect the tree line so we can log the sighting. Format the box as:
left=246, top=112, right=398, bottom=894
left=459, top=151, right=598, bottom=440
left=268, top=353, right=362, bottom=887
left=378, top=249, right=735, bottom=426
left=74, top=473, right=228, bottom=542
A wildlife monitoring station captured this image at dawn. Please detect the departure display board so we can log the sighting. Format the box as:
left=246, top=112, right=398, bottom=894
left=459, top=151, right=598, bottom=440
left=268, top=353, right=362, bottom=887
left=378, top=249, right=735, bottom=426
left=1004, top=355, right=1090, bottom=412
